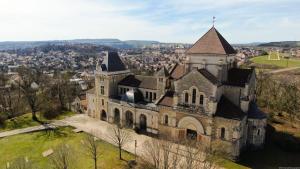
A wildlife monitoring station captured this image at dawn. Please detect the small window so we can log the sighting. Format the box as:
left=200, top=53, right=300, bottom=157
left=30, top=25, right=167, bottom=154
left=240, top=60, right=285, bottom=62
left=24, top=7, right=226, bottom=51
left=164, top=115, right=168, bottom=125
left=150, top=92, right=152, bottom=101
left=127, top=88, right=129, bottom=91
left=192, top=89, right=196, bottom=104
left=159, top=78, right=163, bottom=82
left=146, top=92, right=148, bottom=99
left=185, top=93, right=189, bottom=103
left=200, top=95, right=204, bottom=105
left=153, top=93, right=156, bottom=100
left=257, top=129, right=260, bottom=136
left=100, top=86, right=104, bottom=95
left=221, top=128, right=226, bottom=139
left=101, top=99, right=104, bottom=106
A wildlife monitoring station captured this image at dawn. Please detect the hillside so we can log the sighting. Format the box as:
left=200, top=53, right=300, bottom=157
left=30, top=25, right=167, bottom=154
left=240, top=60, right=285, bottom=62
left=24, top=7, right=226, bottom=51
left=258, top=41, right=300, bottom=48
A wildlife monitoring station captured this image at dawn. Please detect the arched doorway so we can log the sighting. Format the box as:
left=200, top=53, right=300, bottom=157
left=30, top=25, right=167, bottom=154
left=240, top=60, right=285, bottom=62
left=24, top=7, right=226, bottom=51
left=125, top=111, right=133, bottom=128
left=114, top=108, right=120, bottom=125
left=139, top=114, right=147, bottom=131
left=101, top=110, right=107, bottom=121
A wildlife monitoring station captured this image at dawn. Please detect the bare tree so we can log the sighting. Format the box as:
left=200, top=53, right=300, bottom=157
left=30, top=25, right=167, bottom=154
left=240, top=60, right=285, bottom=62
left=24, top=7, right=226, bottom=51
left=49, top=144, right=74, bottom=169
left=108, top=125, right=132, bottom=160
left=17, top=67, right=44, bottom=121
left=83, top=134, right=101, bottom=169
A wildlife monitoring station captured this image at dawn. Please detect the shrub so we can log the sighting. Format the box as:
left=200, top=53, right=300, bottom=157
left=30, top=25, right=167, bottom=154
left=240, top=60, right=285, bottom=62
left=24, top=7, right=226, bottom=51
left=43, top=106, right=62, bottom=120
left=0, top=113, right=8, bottom=127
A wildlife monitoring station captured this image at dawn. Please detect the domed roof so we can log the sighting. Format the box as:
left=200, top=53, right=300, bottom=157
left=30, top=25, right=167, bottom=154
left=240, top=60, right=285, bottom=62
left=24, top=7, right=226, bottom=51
left=121, top=88, right=143, bottom=103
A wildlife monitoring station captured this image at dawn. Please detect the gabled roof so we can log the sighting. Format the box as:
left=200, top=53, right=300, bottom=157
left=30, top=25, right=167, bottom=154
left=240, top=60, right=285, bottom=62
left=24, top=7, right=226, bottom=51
left=226, top=68, right=254, bottom=87
left=215, top=96, right=246, bottom=120
left=186, top=27, right=236, bottom=55
left=169, top=63, right=186, bottom=80
left=100, top=51, right=127, bottom=72
left=157, top=91, right=174, bottom=107
left=156, top=67, right=169, bottom=77
left=248, top=102, right=267, bottom=119
left=118, top=75, right=157, bottom=90
left=198, top=69, right=221, bottom=86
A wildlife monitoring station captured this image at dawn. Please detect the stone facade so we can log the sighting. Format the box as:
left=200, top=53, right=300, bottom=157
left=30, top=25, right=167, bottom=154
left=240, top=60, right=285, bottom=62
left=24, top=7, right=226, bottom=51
left=86, top=27, right=267, bottom=158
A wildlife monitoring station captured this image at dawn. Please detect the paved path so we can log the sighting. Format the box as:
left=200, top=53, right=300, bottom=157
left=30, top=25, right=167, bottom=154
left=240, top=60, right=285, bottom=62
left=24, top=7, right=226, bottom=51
left=61, top=114, right=151, bottom=156
left=265, top=67, right=300, bottom=74
left=0, top=121, right=66, bottom=138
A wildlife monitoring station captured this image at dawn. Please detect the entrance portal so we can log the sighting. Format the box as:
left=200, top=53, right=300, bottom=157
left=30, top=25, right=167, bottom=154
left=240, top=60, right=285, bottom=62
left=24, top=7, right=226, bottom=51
left=125, top=111, right=133, bottom=128
left=139, top=114, right=147, bottom=131
left=186, top=129, right=197, bottom=140
left=101, top=110, right=107, bottom=121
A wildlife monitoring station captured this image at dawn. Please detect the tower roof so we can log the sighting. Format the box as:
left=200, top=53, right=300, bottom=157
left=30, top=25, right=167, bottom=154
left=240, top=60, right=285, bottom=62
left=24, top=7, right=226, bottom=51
left=186, top=27, right=236, bottom=55
left=99, top=51, right=127, bottom=72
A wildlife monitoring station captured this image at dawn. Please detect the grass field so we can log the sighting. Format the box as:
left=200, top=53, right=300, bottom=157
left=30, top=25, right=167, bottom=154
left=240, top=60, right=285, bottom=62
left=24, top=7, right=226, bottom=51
left=0, top=127, right=133, bottom=169
left=250, top=55, right=300, bottom=68
left=0, top=111, right=76, bottom=132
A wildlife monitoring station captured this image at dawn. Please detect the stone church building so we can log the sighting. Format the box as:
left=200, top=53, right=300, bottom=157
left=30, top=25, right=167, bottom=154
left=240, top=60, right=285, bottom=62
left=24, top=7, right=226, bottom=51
left=86, top=27, right=267, bottom=157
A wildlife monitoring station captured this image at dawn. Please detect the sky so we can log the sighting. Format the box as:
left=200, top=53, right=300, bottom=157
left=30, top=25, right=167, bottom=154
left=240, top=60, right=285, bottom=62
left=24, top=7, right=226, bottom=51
left=0, top=0, right=299, bottom=43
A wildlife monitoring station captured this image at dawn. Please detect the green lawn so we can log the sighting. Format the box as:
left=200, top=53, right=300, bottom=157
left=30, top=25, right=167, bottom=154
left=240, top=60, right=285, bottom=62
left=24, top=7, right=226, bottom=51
left=0, top=127, right=134, bottom=169
left=251, top=55, right=300, bottom=68
left=0, top=111, right=76, bottom=132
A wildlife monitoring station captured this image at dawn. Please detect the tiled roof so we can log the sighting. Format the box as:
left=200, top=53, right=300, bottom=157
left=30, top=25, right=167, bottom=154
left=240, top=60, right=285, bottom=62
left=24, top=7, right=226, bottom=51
left=198, top=69, right=221, bottom=86
left=226, top=68, right=254, bottom=87
left=169, top=63, right=186, bottom=80
left=158, top=91, right=174, bottom=107
left=215, top=96, right=246, bottom=120
left=186, top=27, right=236, bottom=55
left=118, top=75, right=157, bottom=90
left=100, top=51, right=127, bottom=72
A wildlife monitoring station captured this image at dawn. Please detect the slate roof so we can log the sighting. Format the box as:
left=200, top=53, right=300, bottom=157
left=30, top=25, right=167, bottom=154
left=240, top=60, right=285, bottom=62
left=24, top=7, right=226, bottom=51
left=215, top=96, right=246, bottom=120
left=118, top=75, right=157, bottom=90
left=157, top=91, right=174, bottom=107
left=198, top=69, right=221, bottom=86
left=186, top=27, right=236, bottom=55
left=226, top=68, right=254, bottom=87
left=169, top=63, right=186, bottom=80
left=100, top=51, right=127, bottom=72
left=248, top=102, right=267, bottom=119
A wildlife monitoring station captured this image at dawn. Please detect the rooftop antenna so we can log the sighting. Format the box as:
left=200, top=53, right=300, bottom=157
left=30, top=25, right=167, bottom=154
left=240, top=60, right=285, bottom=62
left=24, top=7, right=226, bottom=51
left=213, top=16, right=216, bottom=27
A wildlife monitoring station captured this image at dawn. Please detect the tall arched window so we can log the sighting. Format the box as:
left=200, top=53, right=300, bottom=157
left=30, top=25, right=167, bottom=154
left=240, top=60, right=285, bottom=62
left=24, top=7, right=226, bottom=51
left=164, top=115, right=168, bottom=125
left=185, top=93, right=189, bottom=103
left=200, top=95, right=204, bottom=105
left=192, top=89, right=196, bottom=104
left=221, top=127, right=226, bottom=139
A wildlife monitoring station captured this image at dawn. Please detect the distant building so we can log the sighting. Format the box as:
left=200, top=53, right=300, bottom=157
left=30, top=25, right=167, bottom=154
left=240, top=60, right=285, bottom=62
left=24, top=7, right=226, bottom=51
left=87, top=27, right=267, bottom=158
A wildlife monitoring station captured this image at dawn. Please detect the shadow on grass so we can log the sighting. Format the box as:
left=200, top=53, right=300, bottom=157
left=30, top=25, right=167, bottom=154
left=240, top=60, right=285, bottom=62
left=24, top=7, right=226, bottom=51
left=238, top=125, right=300, bottom=169
left=35, top=127, right=72, bottom=140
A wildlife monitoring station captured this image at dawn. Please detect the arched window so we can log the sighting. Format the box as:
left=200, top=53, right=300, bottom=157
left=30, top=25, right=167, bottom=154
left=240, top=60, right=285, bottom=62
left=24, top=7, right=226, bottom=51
left=192, top=89, right=196, bottom=104
left=185, top=93, right=189, bottom=103
left=164, top=115, right=168, bottom=125
left=257, top=129, right=260, bottom=136
left=200, top=95, right=204, bottom=105
left=221, top=127, right=226, bottom=139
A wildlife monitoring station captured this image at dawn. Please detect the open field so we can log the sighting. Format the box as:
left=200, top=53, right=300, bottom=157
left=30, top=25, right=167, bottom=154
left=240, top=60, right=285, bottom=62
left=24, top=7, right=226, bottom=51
left=250, top=55, right=300, bottom=68
left=0, top=112, right=76, bottom=132
left=0, top=127, right=133, bottom=169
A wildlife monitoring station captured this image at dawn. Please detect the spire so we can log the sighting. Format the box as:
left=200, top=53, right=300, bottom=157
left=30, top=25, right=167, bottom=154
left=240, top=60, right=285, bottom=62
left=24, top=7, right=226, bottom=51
left=186, top=27, right=236, bottom=55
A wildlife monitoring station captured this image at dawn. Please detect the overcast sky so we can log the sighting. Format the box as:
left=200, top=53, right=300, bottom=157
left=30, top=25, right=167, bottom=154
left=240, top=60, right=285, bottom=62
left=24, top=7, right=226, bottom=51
left=0, top=0, right=299, bottom=43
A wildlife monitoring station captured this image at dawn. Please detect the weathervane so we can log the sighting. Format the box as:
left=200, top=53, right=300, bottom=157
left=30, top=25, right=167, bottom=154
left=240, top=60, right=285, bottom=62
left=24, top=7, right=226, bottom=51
left=213, top=16, right=216, bottom=27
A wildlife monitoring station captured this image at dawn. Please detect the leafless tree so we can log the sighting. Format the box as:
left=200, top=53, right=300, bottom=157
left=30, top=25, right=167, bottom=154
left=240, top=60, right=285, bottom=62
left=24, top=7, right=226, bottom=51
left=108, top=125, right=132, bottom=160
left=83, top=134, right=101, bottom=169
left=49, top=144, right=74, bottom=169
